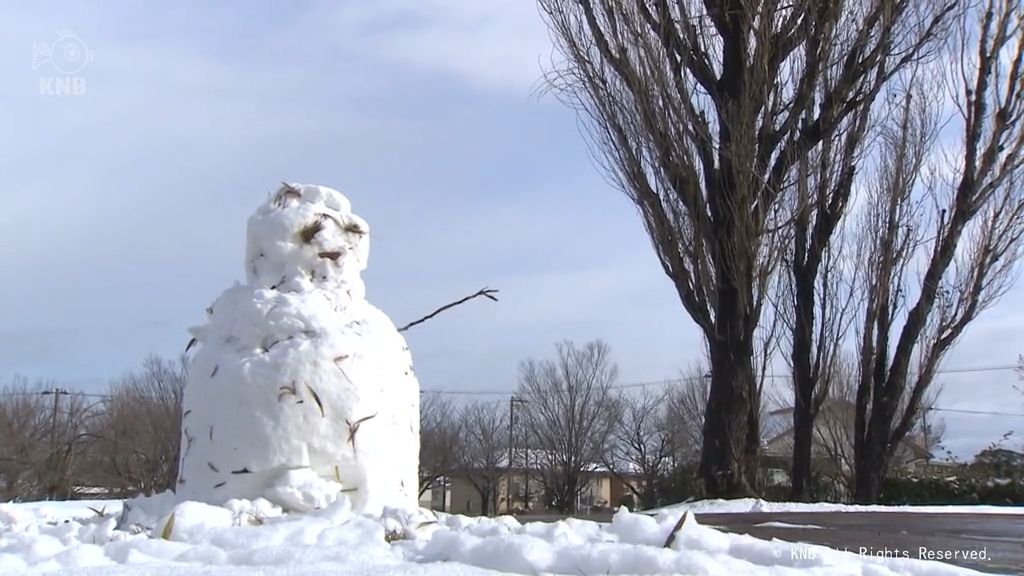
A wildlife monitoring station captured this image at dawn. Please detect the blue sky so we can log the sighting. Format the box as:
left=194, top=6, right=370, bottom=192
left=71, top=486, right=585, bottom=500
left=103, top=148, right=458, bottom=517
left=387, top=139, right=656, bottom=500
left=1, top=1, right=1021, bottom=460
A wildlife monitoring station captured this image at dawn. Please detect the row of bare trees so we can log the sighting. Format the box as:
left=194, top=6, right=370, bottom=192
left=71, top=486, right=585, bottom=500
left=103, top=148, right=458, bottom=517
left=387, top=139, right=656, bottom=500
left=0, top=357, right=186, bottom=501
left=3, top=340, right=941, bottom=509
left=539, top=0, right=1024, bottom=501
left=421, top=340, right=788, bottom=514
left=421, top=338, right=946, bottom=514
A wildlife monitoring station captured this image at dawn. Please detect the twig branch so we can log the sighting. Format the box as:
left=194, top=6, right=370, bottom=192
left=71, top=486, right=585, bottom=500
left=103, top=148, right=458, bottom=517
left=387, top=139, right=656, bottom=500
left=663, top=511, right=690, bottom=549
left=397, top=287, right=499, bottom=333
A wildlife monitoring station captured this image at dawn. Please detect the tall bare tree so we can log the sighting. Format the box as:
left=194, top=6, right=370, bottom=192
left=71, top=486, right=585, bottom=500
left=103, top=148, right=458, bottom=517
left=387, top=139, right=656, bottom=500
left=853, top=0, right=1024, bottom=500
left=518, top=340, right=619, bottom=513
left=539, top=0, right=955, bottom=496
left=454, top=401, right=508, bottom=516
left=783, top=174, right=864, bottom=501
left=419, top=392, right=461, bottom=500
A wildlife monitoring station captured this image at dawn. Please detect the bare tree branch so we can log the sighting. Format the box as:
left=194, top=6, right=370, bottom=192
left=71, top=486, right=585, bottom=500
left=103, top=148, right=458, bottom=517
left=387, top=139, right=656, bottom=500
left=397, top=288, right=499, bottom=333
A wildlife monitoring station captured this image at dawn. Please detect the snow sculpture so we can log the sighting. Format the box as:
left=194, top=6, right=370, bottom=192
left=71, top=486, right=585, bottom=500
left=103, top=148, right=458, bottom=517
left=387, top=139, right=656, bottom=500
left=176, top=183, right=419, bottom=514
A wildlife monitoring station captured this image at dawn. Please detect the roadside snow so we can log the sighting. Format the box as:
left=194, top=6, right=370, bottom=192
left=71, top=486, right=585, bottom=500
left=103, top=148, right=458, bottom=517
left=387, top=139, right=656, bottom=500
left=650, top=498, right=1024, bottom=515
left=753, top=521, right=825, bottom=529
left=0, top=496, right=987, bottom=575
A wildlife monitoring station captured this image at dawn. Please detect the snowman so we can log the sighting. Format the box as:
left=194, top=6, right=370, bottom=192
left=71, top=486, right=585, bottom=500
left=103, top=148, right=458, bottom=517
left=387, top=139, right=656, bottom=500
left=176, top=183, right=419, bottom=515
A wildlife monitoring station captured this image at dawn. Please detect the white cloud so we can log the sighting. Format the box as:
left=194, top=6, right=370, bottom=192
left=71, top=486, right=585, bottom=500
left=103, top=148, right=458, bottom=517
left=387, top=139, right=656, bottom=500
left=295, top=0, right=553, bottom=94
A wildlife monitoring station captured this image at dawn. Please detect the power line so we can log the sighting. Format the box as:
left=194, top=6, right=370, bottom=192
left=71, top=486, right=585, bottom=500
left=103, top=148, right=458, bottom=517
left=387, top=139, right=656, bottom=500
left=2, top=361, right=1020, bottom=400
left=933, top=364, right=1019, bottom=375
left=419, top=362, right=1023, bottom=396
left=930, top=407, right=1024, bottom=417
left=420, top=377, right=689, bottom=396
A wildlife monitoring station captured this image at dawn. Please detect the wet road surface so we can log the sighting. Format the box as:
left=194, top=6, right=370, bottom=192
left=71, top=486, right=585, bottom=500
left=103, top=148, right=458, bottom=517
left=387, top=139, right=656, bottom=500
left=697, top=511, right=1024, bottom=575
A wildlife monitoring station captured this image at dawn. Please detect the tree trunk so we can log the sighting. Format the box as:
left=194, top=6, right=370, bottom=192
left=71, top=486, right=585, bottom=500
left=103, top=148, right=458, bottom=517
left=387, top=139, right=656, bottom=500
left=700, top=336, right=758, bottom=497
left=853, top=434, right=888, bottom=503
left=565, top=472, right=578, bottom=514
left=789, top=266, right=817, bottom=501
left=789, top=407, right=815, bottom=501
left=854, top=394, right=895, bottom=503
left=642, top=481, right=658, bottom=510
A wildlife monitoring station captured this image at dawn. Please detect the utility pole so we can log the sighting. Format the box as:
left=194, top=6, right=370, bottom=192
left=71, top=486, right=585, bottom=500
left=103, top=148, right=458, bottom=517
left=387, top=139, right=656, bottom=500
left=922, top=408, right=931, bottom=468
left=41, top=388, right=69, bottom=499
left=506, top=396, right=515, bottom=515
left=506, top=396, right=527, bottom=514
left=523, top=421, right=530, bottom=512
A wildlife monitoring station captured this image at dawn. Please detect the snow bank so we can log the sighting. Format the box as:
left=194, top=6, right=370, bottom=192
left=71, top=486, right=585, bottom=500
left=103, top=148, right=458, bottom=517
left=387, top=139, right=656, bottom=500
left=0, top=497, right=984, bottom=575
left=176, top=183, right=419, bottom=515
left=753, top=521, right=825, bottom=529
left=0, top=499, right=123, bottom=528
left=649, top=498, right=1024, bottom=515
left=399, top=507, right=978, bottom=575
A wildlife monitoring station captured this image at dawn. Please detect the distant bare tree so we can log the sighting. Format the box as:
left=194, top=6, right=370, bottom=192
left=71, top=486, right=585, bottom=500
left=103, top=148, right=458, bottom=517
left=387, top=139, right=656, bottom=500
left=665, top=369, right=710, bottom=467
left=85, top=356, right=186, bottom=496
left=518, top=340, right=619, bottom=513
left=1016, top=355, right=1024, bottom=403
left=419, top=392, right=461, bottom=499
left=539, top=0, right=956, bottom=497
left=606, top=388, right=672, bottom=509
left=454, top=401, right=507, bottom=516
left=918, top=404, right=947, bottom=467
left=853, top=0, right=1024, bottom=501
left=0, top=377, right=98, bottom=500
left=0, top=377, right=50, bottom=500
left=811, top=361, right=860, bottom=493
left=47, top=391, right=96, bottom=500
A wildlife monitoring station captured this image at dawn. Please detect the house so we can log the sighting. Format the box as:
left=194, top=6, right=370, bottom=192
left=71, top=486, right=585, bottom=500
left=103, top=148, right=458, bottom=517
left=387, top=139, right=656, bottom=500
left=973, top=448, right=1024, bottom=479
left=426, top=450, right=642, bottom=515
left=762, top=399, right=931, bottom=493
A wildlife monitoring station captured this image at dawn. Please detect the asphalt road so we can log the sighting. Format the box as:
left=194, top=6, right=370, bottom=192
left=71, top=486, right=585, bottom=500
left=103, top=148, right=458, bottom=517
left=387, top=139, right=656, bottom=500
left=514, top=511, right=1024, bottom=574
left=697, top=512, right=1024, bottom=575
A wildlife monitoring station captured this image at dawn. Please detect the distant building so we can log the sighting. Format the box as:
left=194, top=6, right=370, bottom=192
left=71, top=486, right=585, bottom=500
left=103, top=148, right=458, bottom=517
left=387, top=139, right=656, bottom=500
left=424, top=451, right=642, bottom=515
left=761, top=400, right=931, bottom=494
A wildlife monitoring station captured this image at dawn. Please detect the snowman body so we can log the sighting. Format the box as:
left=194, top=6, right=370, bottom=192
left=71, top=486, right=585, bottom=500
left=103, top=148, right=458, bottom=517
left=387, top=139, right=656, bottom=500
left=176, top=184, right=419, bottom=514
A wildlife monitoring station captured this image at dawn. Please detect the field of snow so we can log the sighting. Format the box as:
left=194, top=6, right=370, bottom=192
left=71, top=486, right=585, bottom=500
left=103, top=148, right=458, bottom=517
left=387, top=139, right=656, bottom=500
left=651, top=497, right=1024, bottom=515
left=0, top=494, right=992, bottom=575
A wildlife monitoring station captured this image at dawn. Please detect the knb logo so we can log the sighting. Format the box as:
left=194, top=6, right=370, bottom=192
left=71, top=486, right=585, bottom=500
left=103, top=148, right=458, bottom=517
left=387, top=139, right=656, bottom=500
left=33, top=30, right=93, bottom=96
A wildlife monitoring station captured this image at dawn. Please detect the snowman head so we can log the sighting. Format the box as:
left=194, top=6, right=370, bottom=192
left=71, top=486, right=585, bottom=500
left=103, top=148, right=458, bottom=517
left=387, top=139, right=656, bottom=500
left=245, top=183, right=370, bottom=293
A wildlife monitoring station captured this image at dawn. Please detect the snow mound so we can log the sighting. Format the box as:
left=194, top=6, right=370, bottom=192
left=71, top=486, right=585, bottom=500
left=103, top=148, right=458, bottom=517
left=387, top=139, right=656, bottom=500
left=753, top=521, right=825, bottom=529
left=176, top=183, right=419, bottom=515
left=0, top=498, right=983, bottom=575
left=648, top=497, right=1024, bottom=515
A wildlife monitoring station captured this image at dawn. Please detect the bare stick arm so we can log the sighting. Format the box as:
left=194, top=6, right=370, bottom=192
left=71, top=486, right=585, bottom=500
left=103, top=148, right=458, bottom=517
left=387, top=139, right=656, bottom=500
left=397, top=287, right=499, bottom=333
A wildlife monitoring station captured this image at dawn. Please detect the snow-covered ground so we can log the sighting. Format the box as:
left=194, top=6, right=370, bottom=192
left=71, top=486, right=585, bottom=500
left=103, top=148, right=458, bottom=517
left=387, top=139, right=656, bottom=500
left=650, top=497, right=1024, bottom=515
left=0, top=495, right=993, bottom=575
